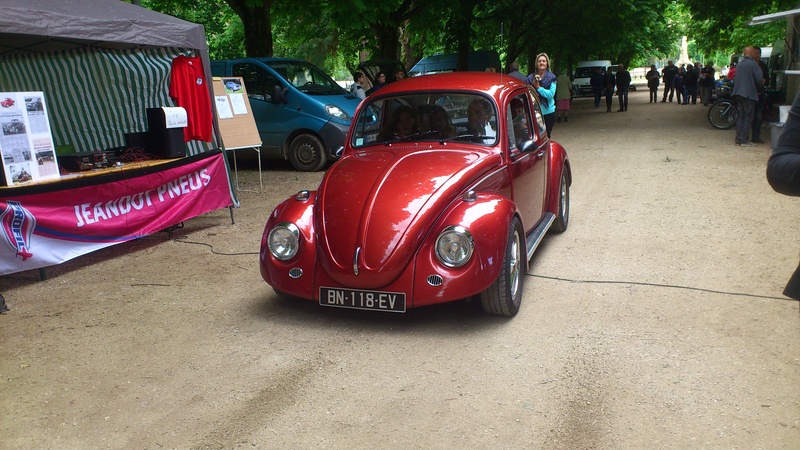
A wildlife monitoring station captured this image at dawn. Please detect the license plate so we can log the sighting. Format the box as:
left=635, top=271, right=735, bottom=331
left=319, top=287, right=406, bottom=313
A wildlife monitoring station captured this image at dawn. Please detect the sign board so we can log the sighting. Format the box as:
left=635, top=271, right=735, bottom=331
left=211, top=77, right=261, bottom=150
left=0, top=92, right=60, bottom=186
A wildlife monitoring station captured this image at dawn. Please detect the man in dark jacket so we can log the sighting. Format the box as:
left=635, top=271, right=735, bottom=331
left=615, top=64, right=632, bottom=112
left=603, top=68, right=616, bottom=112
left=731, top=46, right=764, bottom=146
left=590, top=67, right=605, bottom=109
left=661, top=60, right=678, bottom=102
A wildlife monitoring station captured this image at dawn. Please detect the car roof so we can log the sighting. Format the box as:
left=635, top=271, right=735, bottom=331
left=372, top=72, right=529, bottom=104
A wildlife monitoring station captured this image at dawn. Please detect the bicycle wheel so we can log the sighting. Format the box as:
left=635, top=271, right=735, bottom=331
left=708, top=101, right=737, bottom=130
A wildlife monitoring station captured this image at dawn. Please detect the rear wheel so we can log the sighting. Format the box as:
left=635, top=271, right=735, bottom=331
left=480, top=217, right=525, bottom=317
left=289, top=134, right=327, bottom=172
left=708, top=101, right=737, bottom=130
left=551, top=168, right=570, bottom=233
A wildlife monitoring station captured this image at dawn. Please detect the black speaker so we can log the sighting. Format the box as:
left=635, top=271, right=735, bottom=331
left=146, top=107, right=187, bottom=159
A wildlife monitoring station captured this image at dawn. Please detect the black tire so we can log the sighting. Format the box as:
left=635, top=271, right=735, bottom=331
left=551, top=167, right=570, bottom=233
left=708, top=101, right=737, bottom=130
left=289, top=134, right=328, bottom=172
left=480, top=217, right=525, bottom=317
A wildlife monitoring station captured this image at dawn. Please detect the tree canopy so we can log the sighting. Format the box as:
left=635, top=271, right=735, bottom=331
left=141, top=0, right=791, bottom=75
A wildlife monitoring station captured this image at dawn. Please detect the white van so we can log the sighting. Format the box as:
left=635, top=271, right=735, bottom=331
left=572, top=60, right=612, bottom=96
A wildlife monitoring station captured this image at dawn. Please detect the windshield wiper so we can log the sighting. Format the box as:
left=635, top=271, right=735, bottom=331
left=442, top=134, right=495, bottom=143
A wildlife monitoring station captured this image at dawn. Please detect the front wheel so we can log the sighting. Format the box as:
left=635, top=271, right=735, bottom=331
left=289, top=134, right=328, bottom=172
left=708, top=101, right=737, bottom=130
left=480, top=217, right=525, bottom=317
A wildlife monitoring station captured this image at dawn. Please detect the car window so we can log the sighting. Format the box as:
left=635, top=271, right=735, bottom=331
left=351, top=93, right=498, bottom=147
left=507, top=93, right=532, bottom=155
left=232, top=63, right=280, bottom=102
left=264, top=61, right=346, bottom=95
left=528, top=90, right=547, bottom=138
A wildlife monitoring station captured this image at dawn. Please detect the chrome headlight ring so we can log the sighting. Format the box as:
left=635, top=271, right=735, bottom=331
left=435, top=225, right=474, bottom=268
left=268, top=222, right=301, bottom=261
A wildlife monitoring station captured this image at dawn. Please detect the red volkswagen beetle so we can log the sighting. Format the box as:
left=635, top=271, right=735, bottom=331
left=260, top=72, right=571, bottom=316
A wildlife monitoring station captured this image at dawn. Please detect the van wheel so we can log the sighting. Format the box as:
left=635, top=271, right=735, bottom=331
left=289, top=134, right=327, bottom=172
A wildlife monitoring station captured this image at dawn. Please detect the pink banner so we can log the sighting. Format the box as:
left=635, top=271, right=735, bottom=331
left=0, top=151, right=233, bottom=275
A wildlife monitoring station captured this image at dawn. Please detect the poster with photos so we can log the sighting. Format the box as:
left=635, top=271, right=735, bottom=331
left=0, top=91, right=60, bottom=186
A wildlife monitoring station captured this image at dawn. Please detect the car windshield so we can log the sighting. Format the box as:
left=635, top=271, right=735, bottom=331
left=264, top=60, right=346, bottom=95
left=351, top=93, right=499, bottom=147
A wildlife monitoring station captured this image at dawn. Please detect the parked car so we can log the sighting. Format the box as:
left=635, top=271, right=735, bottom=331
left=572, top=60, right=612, bottom=97
left=408, top=50, right=501, bottom=76
left=211, top=58, right=362, bottom=171
left=259, top=72, right=572, bottom=316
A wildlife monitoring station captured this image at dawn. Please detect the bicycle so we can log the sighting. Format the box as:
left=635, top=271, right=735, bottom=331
left=708, top=83, right=737, bottom=130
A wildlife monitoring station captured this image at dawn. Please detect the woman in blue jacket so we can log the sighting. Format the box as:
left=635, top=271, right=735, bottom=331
left=528, top=52, right=557, bottom=137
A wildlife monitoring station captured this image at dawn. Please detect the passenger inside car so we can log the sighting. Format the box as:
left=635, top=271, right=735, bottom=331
left=419, top=104, right=456, bottom=139
left=466, top=99, right=496, bottom=143
left=378, top=105, right=418, bottom=141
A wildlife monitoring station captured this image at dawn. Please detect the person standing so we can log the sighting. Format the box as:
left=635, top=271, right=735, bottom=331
left=646, top=65, right=660, bottom=103
left=507, top=62, right=527, bottom=83
left=615, top=64, right=631, bottom=112
left=683, top=63, right=698, bottom=104
left=698, top=62, right=715, bottom=106
left=673, top=68, right=685, bottom=105
left=661, top=60, right=678, bottom=102
left=350, top=71, right=367, bottom=100
left=603, top=67, right=616, bottom=112
left=555, top=70, right=573, bottom=122
left=751, top=46, right=770, bottom=144
left=766, top=90, right=800, bottom=299
left=590, top=67, right=605, bottom=109
left=365, top=72, right=386, bottom=96
left=528, top=53, right=557, bottom=136
left=731, top=46, right=764, bottom=147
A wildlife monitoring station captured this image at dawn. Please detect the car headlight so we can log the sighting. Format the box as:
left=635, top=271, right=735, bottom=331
left=268, top=223, right=300, bottom=261
left=325, top=104, right=351, bottom=121
left=435, top=226, right=474, bottom=268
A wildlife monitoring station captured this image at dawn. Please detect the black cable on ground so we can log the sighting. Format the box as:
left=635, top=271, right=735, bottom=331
left=527, top=273, right=789, bottom=301
left=172, top=235, right=259, bottom=256
left=166, top=233, right=790, bottom=302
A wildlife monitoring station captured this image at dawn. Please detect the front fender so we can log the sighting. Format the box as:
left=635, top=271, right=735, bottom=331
left=412, top=193, right=518, bottom=306
left=259, top=192, right=318, bottom=300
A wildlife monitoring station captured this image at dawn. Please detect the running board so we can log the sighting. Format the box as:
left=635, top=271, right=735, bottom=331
left=526, top=213, right=555, bottom=261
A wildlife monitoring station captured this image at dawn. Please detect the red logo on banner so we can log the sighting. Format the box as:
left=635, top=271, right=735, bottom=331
left=1, top=201, right=35, bottom=261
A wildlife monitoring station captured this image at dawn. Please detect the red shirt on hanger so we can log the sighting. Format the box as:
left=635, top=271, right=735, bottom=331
left=169, top=55, right=212, bottom=142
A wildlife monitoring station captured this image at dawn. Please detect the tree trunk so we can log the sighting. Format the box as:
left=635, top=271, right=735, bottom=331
left=226, top=0, right=273, bottom=57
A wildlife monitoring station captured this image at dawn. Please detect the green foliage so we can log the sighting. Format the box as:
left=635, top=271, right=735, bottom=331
left=141, top=0, right=794, bottom=80
left=142, top=0, right=246, bottom=59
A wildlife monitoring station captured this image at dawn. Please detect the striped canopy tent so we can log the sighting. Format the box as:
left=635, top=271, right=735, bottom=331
left=0, top=0, right=221, bottom=156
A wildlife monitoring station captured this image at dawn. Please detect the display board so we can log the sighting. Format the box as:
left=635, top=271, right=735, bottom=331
left=212, top=77, right=261, bottom=150
left=0, top=92, right=60, bottom=186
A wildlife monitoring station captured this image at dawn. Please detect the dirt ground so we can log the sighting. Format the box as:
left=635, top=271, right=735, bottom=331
left=2, top=84, right=799, bottom=449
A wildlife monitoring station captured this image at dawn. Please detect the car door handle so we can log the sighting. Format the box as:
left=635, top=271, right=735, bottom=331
left=537, top=150, right=545, bottom=158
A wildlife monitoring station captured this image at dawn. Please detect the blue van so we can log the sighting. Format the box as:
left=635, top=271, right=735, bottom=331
left=210, top=58, right=361, bottom=171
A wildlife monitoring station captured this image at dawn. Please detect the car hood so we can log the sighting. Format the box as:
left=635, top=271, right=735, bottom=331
left=316, top=146, right=500, bottom=288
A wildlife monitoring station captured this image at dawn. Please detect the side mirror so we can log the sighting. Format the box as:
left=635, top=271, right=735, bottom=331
left=334, top=146, right=344, bottom=158
left=272, top=86, right=289, bottom=104
left=517, top=139, right=536, bottom=153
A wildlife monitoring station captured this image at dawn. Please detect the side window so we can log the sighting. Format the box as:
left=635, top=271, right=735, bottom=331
left=507, top=94, right=532, bottom=154
left=232, top=63, right=280, bottom=102
left=529, top=90, right=547, bottom=138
